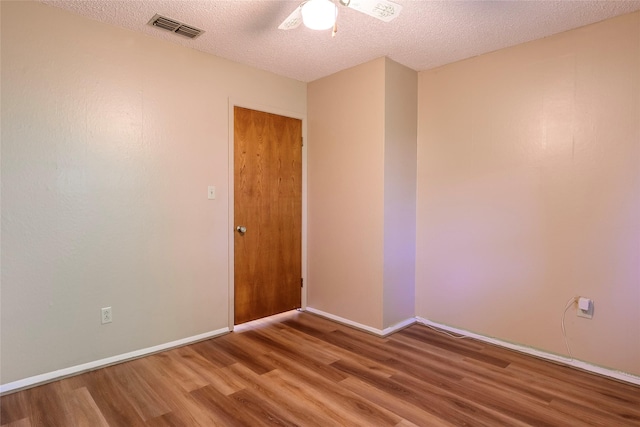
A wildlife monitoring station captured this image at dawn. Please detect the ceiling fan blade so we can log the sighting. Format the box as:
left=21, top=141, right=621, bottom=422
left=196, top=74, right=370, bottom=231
left=344, top=0, right=402, bottom=22
left=278, top=6, right=303, bottom=30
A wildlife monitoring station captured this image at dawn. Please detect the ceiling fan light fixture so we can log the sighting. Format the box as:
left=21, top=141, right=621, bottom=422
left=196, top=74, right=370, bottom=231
left=301, top=0, right=337, bottom=31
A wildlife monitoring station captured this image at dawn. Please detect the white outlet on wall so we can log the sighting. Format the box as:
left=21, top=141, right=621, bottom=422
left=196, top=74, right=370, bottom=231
left=576, top=297, right=593, bottom=319
left=101, top=307, right=112, bottom=324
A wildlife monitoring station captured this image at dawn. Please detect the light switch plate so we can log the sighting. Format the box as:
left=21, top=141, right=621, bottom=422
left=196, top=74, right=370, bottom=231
left=208, top=186, right=216, bottom=200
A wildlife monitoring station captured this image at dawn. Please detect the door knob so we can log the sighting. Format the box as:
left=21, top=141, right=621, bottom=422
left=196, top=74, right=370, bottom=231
left=236, top=226, right=247, bottom=234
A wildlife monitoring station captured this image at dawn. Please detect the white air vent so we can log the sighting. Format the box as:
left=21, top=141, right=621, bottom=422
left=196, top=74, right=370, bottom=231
left=148, top=14, right=204, bottom=39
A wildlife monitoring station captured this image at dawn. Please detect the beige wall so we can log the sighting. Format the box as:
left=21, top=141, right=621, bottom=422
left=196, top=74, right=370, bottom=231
left=308, top=57, right=417, bottom=330
left=0, top=1, right=306, bottom=384
left=383, top=59, right=417, bottom=328
left=416, top=12, right=640, bottom=375
left=308, top=58, right=386, bottom=329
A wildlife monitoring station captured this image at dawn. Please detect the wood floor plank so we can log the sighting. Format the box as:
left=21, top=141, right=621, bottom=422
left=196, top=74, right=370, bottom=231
left=28, top=381, right=76, bottom=427
left=276, top=324, right=369, bottom=365
left=223, top=363, right=328, bottom=427
left=317, top=329, right=394, bottom=363
left=82, top=369, right=146, bottom=427
left=386, top=330, right=468, bottom=363
left=168, top=347, right=247, bottom=397
left=332, top=357, right=525, bottom=426
left=454, top=375, right=589, bottom=426
left=394, top=419, right=421, bottom=427
left=67, top=386, right=110, bottom=427
left=339, top=376, right=456, bottom=427
left=147, top=352, right=209, bottom=393
left=507, top=362, right=640, bottom=410
left=2, top=310, right=639, bottom=426
left=281, top=313, right=341, bottom=334
left=380, top=339, right=465, bottom=381
left=190, top=384, right=262, bottom=426
left=110, top=361, right=172, bottom=421
left=388, top=329, right=562, bottom=404
left=145, top=411, right=190, bottom=427
left=1, top=418, right=32, bottom=427
left=244, top=329, right=347, bottom=382
left=289, top=328, right=399, bottom=379
left=228, top=388, right=301, bottom=427
left=399, top=326, right=511, bottom=368
left=549, top=395, right=640, bottom=426
left=261, top=369, right=372, bottom=427
left=0, top=390, right=29, bottom=426
left=260, top=351, right=401, bottom=426
left=151, top=392, right=229, bottom=427
left=211, top=335, right=275, bottom=375
left=188, top=339, right=237, bottom=369
left=169, top=345, right=250, bottom=396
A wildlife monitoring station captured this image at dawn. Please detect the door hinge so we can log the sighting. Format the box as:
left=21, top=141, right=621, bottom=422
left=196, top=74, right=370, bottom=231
left=301, top=278, right=303, bottom=288
left=301, top=136, right=304, bottom=147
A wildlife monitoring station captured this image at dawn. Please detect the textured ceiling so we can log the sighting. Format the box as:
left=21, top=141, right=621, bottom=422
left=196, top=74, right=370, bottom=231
left=41, top=1, right=640, bottom=82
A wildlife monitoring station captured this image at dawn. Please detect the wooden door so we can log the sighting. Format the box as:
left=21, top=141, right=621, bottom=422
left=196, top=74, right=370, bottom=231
left=234, top=107, right=302, bottom=324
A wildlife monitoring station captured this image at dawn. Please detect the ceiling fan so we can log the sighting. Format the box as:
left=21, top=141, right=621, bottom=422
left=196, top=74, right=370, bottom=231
left=278, top=0, right=402, bottom=34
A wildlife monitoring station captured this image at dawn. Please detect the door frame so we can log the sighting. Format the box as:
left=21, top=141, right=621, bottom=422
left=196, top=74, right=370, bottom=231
left=227, top=98, right=307, bottom=331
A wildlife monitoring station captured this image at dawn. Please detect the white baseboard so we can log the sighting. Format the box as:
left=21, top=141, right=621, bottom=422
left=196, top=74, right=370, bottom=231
left=0, top=327, right=230, bottom=395
left=5, top=315, right=637, bottom=393
left=305, top=307, right=416, bottom=337
left=416, top=317, right=640, bottom=386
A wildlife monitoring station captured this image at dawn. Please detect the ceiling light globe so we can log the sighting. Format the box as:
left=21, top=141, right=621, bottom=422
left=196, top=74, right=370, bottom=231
left=301, top=0, right=337, bottom=31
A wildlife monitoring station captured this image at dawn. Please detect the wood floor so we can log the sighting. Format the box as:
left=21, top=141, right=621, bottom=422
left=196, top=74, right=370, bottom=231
left=1, top=311, right=639, bottom=426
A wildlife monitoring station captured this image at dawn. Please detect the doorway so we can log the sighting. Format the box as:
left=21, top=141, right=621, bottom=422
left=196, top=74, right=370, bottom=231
left=233, top=106, right=302, bottom=325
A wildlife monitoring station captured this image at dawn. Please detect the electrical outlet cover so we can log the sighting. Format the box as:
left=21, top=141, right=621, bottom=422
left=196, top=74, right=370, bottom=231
left=578, top=297, right=591, bottom=311
left=101, top=307, right=112, bottom=324
left=576, top=301, right=594, bottom=319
